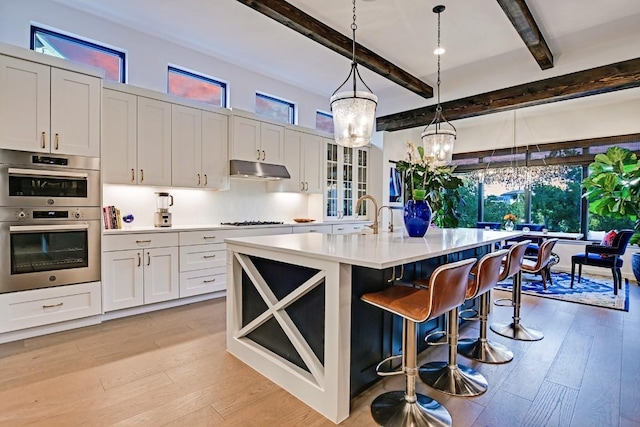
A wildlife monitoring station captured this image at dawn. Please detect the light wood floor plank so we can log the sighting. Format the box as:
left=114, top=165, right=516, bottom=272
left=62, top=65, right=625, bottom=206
left=621, top=320, right=640, bottom=423
left=521, top=380, right=578, bottom=427
left=471, top=389, right=532, bottom=427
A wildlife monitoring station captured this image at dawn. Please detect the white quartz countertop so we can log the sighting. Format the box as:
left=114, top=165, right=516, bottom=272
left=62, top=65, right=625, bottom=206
left=225, top=228, right=524, bottom=269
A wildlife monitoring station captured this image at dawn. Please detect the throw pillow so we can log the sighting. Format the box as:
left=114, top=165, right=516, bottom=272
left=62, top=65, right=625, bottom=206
left=599, top=230, right=618, bottom=258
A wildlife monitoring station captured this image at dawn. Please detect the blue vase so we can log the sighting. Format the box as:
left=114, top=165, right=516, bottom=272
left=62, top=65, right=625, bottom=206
left=404, top=198, right=433, bottom=237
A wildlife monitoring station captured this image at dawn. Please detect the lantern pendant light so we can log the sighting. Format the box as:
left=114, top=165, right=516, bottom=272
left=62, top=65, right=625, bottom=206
left=422, top=5, right=456, bottom=166
left=330, top=0, right=378, bottom=148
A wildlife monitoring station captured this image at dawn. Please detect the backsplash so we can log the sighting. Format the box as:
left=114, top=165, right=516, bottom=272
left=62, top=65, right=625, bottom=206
left=103, top=180, right=323, bottom=227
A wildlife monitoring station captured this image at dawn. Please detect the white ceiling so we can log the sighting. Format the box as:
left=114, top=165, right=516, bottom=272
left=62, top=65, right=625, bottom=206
left=51, top=0, right=640, bottom=116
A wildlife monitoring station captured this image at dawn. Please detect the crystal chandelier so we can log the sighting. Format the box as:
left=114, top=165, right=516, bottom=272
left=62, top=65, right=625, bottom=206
left=330, top=0, right=378, bottom=148
left=421, top=5, right=456, bottom=166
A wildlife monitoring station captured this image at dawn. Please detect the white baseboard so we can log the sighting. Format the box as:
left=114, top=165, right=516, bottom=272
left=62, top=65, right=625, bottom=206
left=101, top=291, right=225, bottom=321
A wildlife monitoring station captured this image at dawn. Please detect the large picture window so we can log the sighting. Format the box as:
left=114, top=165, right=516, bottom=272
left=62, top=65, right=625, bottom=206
left=31, top=26, right=125, bottom=82
left=167, top=66, right=227, bottom=107
left=255, top=92, right=295, bottom=124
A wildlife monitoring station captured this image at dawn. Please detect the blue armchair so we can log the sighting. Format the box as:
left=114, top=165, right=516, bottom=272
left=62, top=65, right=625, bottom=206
left=570, top=229, right=634, bottom=295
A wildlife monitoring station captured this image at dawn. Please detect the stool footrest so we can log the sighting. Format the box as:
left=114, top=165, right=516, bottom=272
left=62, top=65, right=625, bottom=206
left=458, top=308, right=479, bottom=321
left=370, top=391, right=452, bottom=427
left=375, top=354, right=404, bottom=377
left=425, top=330, right=447, bottom=346
left=494, top=297, right=514, bottom=307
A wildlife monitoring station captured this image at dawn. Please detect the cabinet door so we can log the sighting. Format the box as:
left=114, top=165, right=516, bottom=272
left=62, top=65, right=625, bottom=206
left=269, top=129, right=301, bottom=192
left=137, top=97, right=172, bottom=186
left=171, top=104, right=202, bottom=187
left=260, top=122, right=284, bottom=164
left=143, top=247, right=179, bottom=304
left=102, top=89, right=137, bottom=184
left=302, top=133, right=323, bottom=194
left=103, top=250, right=144, bottom=311
left=0, top=56, right=50, bottom=152
left=202, top=111, right=229, bottom=190
left=50, top=68, right=101, bottom=157
left=230, top=116, right=260, bottom=162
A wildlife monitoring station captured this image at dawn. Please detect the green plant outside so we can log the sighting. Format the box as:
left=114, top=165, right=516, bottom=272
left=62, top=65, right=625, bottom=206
left=582, top=146, right=640, bottom=244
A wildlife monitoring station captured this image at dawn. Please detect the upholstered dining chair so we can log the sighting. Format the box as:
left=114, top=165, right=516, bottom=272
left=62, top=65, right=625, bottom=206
left=476, top=221, right=501, bottom=230
left=521, top=238, right=559, bottom=289
left=570, top=229, right=634, bottom=295
left=503, top=223, right=545, bottom=257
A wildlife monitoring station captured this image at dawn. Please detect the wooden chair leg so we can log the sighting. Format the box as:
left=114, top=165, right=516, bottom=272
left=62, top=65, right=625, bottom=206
left=578, top=264, right=582, bottom=283
left=540, top=268, right=547, bottom=290
left=571, top=262, right=576, bottom=288
left=547, top=267, right=553, bottom=287
left=611, top=268, right=618, bottom=291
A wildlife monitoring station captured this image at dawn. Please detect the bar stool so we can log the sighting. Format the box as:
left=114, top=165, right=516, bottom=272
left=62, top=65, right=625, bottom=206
left=416, top=263, right=489, bottom=398
left=457, top=249, right=514, bottom=364
left=361, top=258, right=476, bottom=427
left=490, top=239, right=544, bottom=341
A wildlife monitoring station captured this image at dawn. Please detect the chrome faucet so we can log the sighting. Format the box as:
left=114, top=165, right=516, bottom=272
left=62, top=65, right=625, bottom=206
left=378, top=205, right=395, bottom=232
left=355, top=195, right=379, bottom=234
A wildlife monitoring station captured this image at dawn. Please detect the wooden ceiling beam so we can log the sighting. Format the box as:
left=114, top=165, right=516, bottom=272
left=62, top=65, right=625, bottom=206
left=376, top=57, right=640, bottom=132
left=236, top=0, right=433, bottom=99
left=496, top=0, right=554, bottom=70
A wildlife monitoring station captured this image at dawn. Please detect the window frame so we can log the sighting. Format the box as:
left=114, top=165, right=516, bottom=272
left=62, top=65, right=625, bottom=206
left=255, top=92, right=296, bottom=125
left=167, top=65, right=228, bottom=108
left=30, top=25, right=126, bottom=83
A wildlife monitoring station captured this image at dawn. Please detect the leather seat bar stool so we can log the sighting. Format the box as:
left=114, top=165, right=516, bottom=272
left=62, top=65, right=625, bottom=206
left=457, top=249, right=514, bottom=364
left=490, top=240, right=544, bottom=342
left=520, top=238, right=559, bottom=290
left=414, top=260, right=489, bottom=398
left=361, top=258, right=476, bottom=427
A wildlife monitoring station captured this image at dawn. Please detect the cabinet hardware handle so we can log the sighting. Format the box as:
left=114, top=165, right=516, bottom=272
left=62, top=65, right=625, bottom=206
left=203, top=278, right=216, bottom=283
left=337, top=228, right=344, bottom=231
left=147, top=252, right=151, bottom=266
left=136, top=240, right=151, bottom=244
left=131, top=168, right=135, bottom=182
left=304, top=182, right=309, bottom=191
left=203, top=236, right=216, bottom=240
left=140, top=169, right=144, bottom=182
left=309, top=230, right=317, bottom=233
left=299, top=182, right=304, bottom=191
left=197, top=173, right=201, bottom=185
left=203, top=255, right=216, bottom=259
left=137, top=253, right=141, bottom=267
left=256, top=149, right=261, bottom=160
left=43, top=302, right=63, bottom=309
left=262, top=150, right=266, bottom=161
left=204, top=174, right=208, bottom=186
left=54, top=133, right=59, bottom=150
left=41, top=132, right=46, bottom=149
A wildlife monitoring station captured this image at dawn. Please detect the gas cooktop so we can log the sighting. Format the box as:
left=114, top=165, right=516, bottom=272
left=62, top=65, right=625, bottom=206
left=221, top=221, right=284, bottom=226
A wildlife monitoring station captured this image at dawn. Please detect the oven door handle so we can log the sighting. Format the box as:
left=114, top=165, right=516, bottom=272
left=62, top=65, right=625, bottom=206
left=9, top=223, right=89, bottom=233
left=8, top=168, right=88, bottom=179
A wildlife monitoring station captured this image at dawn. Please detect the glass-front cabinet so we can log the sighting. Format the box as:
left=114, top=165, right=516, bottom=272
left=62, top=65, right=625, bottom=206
left=325, top=141, right=368, bottom=219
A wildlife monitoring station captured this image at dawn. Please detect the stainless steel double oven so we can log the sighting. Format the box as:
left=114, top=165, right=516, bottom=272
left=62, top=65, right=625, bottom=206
left=0, top=149, right=101, bottom=293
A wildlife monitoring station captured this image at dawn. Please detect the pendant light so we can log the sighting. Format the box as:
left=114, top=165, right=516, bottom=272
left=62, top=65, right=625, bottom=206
left=422, top=5, right=456, bottom=166
left=330, top=0, right=378, bottom=148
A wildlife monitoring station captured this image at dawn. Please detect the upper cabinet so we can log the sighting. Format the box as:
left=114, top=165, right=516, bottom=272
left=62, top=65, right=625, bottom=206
left=171, top=105, right=229, bottom=190
left=0, top=55, right=100, bottom=157
left=268, top=129, right=323, bottom=193
left=138, top=97, right=172, bottom=186
left=230, top=115, right=284, bottom=165
left=325, top=142, right=369, bottom=220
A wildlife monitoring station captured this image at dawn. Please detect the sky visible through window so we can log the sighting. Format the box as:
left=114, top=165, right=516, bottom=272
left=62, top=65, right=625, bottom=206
left=255, top=93, right=294, bottom=124
left=316, top=111, right=333, bottom=134
left=168, top=67, right=226, bottom=107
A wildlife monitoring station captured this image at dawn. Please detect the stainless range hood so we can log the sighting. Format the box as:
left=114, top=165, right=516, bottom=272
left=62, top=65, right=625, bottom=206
left=229, top=159, right=291, bottom=180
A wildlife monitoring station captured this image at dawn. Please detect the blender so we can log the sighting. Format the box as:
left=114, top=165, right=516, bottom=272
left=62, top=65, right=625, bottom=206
left=154, top=192, right=174, bottom=227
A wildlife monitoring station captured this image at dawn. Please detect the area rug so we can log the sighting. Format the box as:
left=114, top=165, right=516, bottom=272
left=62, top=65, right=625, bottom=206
left=495, top=271, right=629, bottom=311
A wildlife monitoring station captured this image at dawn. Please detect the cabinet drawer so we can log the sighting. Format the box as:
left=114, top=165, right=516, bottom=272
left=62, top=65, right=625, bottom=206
left=0, top=282, right=101, bottom=333
left=179, top=230, right=223, bottom=246
left=292, top=225, right=332, bottom=234
left=331, top=223, right=371, bottom=234
left=179, top=267, right=226, bottom=298
left=103, top=232, right=179, bottom=251
left=179, top=245, right=226, bottom=271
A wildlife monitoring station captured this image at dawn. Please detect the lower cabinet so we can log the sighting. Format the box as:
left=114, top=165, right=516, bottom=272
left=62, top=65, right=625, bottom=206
left=178, top=235, right=227, bottom=297
left=102, top=233, right=179, bottom=312
left=0, top=282, right=101, bottom=333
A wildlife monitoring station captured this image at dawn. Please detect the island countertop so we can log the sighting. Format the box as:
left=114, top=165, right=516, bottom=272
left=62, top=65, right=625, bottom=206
left=224, top=227, right=523, bottom=269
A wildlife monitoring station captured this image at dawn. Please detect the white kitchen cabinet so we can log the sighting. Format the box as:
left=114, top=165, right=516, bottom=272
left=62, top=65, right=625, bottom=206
left=171, top=105, right=229, bottom=189
left=331, top=223, right=372, bottom=234
left=0, top=55, right=100, bottom=156
left=178, top=231, right=227, bottom=298
left=137, top=97, right=172, bottom=186
left=269, top=129, right=323, bottom=194
left=102, top=89, right=137, bottom=184
left=292, top=224, right=332, bottom=234
left=102, top=233, right=179, bottom=312
left=231, top=115, right=284, bottom=164
left=325, top=141, right=369, bottom=220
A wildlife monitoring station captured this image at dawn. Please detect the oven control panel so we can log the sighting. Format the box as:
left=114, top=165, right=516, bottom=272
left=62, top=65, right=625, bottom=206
left=1, top=208, right=98, bottom=222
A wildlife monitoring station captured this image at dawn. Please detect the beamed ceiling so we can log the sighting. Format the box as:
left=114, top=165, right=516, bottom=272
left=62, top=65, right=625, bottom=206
left=52, top=0, right=640, bottom=131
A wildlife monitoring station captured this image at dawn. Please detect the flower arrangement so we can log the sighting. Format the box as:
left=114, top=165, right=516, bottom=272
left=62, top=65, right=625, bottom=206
left=394, top=141, right=464, bottom=228
left=503, top=214, right=517, bottom=222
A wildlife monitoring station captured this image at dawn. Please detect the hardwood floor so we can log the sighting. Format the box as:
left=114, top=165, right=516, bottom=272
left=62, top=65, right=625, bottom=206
left=1, top=280, right=639, bottom=426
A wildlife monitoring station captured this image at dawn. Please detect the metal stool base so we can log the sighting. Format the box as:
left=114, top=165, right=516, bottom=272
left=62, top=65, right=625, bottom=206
left=419, top=362, right=488, bottom=397
left=457, top=338, right=514, bottom=364
left=371, top=390, right=452, bottom=427
left=490, top=322, right=544, bottom=341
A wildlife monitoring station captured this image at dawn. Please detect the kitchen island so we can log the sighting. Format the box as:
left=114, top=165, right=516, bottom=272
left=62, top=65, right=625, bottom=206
left=225, top=228, right=521, bottom=423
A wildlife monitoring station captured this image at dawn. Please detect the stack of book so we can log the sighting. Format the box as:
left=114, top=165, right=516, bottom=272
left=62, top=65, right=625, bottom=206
left=102, top=205, right=122, bottom=229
